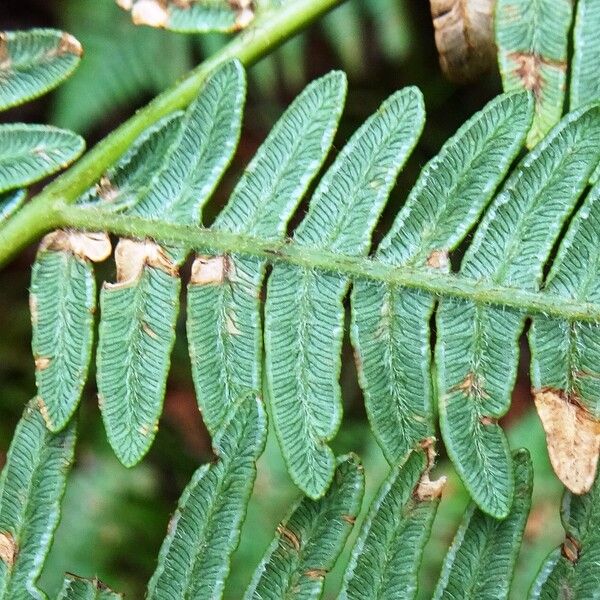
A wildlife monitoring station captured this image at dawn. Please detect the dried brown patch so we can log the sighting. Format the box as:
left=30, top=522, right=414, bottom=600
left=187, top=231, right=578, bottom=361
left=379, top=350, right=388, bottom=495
left=190, top=255, right=230, bottom=285
left=0, top=532, right=17, bottom=566
left=277, top=524, right=301, bottom=551
left=225, top=311, right=241, bottom=335
left=230, top=0, right=255, bottom=30
left=414, top=437, right=447, bottom=501
left=40, top=230, right=111, bottom=263
left=534, top=388, right=600, bottom=494
left=35, top=356, right=51, bottom=371
left=509, top=52, right=566, bottom=99
left=112, top=238, right=177, bottom=285
left=449, top=371, right=489, bottom=399
left=479, top=415, right=497, bottom=426
left=37, top=396, right=52, bottom=427
left=427, top=249, right=449, bottom=270
left=304, top=568, right=327, bottom=580
left=561, top=534, right=581, bottom=563
left=29, top=294, right=38, bottom=327
left=430, top=0, right=496, bottom=83
left=57, top=32, right=83, bottom=57
left=341, top=514, right=356, bottom=525
left=141, top=321, right=158, bottom=339
left=96, top=176, right=120, bottom=203
left=131, top=0, right=169, bottom=27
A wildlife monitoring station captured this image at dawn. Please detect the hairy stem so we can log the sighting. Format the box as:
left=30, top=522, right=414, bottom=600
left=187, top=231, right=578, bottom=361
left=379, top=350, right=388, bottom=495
left=0, top=0, right=345, bottom=265
left=49, top=204, right=600, bottom=323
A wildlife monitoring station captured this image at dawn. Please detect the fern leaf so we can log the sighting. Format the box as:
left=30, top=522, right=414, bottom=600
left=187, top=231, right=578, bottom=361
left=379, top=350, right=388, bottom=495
left=0, top=189, right=25, bottom=224
left=31, top=231, right=111, bottom=431
left=432, top=449, right=532, bottom=600
left=187, top=71, right=346, bottom=435
left=0, top=400, right=77, bottom=599
left=57, top=575, right=122, bottom=600
left=570, top=0, right=600, bottom=110
left=97, top=61, right=244, bottom=466
left=529, top=179, right=600, bottom=494
left=265, top=87, right=425, bottom=499
left=0, top=29, right=82, bottom=111
left=437, top=104, right=600, bottom=518
left=0, top=124, right=84, bottom=193
left=529, top=472, right=600, bottom=599
left=352, top=91, right=533, bottom=467
left=80, top=113, right=184, bottom=212
left=146, top=393, right=267, bottom=600
left=117, top=0, right=255, bottom=32
left=243, top=453, right=364, bottom=600
left=339, top=442, right=445, bottom=600
left=495, top=0, right=572, bottom=147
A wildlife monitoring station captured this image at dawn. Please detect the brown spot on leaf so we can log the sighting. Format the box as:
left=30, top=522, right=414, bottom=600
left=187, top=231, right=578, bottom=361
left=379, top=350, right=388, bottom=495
left=427, top=249, right=449, bottom=270
left=29, top=294, right=38, bottom=327
left=40, top=230, right=111, bottom=263
left=534, top=388, right=600, bottom=494
left=35, top=356, right=51, bottom=371
left=509, top=52, right=566, bottom=99
left=190, top=255, right=229, bottom=285
left=561, top=534, right=581, bottom=563
left=131, top=0, right=169, bottom=27
left=112, top=238, right=177, bottom=285
left=37, top=396, right=52, bottom=427
left=414, top=437, right=447, bottom=501
left=479, top=415, right=497, bottom=426
left=304, top=568, right=327, bottom=580
left=0, top=532, right=17, bottom=566
left=96, top=176, right=120, bottom=203
left=341, top=514, right=356, bottom=524
left=57, top=32, right=83, bottom=57
left=142, top=321, right=158, bottom=339
left=449, top=372, right=489, bottom=399
left=231, top=0, right=255, bottom=30
left=277, top=524, right=301, bottom=551
left=430, top=0, right=496, bottom=83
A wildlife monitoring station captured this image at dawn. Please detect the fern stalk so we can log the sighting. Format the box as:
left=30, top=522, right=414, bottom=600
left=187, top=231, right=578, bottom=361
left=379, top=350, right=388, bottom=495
left=0, top=0, right=345, bottom=266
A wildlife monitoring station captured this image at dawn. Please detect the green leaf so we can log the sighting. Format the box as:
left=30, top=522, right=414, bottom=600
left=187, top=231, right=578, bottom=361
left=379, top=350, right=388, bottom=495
left=79, top=113, right=183, bottom=212
left=147, top=394, right=267, bottom=600
left=0, top=124, right=85, bottom=193
left=495, top=0, right=573, bottom=147
left=265, top=86, right=425, bottom=498
left=0, top=189, right=26, bottom=224
left=0, top=400, right=77, bottom=599
left=432, top=449, right=533, bottom=600
left=0, top=29, right=82, bottom=111
left=570, top=0, right=600, bottom=110
left=187, top=71, right=347, bottom=435
left=352, top=91, right=533, bottom=466
left=31, top=231, right=110, bottom=431
left=118, top=0, right=255, bottom=33
left=340, top=444, right=444, bottom=600
left=437, top=104, right=600, bottom=518
left=97, top=61, right=245, bottom=466
left=57, top=575, right=122, bottom=600
left=243, top=453, right=364, bottom=600
left=530, top=472, right=600, bottom=599
left=529, top=178, right=600, bottom=494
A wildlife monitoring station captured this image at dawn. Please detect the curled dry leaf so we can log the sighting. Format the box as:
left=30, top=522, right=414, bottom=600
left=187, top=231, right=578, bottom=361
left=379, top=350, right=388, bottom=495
left=190, top=255, right=230, bottom=285
left=112, top=238, right=177, bottom=285
left=39, top=230, right=111, bottom=262
left=415, top=438, right=447, bottom=501
left=430, top=0, right=496, bottom=83
left=0, top=531, right=17, bottom=567
left=534, top=388, right=600, bottom=494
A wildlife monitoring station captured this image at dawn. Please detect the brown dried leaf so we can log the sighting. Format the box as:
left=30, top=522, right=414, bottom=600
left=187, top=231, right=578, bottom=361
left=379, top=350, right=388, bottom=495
left=430, top=0, right=496, bottom=83
left=0, top=531, right=17, bottom=567
left=111, top=238, right=177, bottom=285
left=190, top=255, right=229, bottom=285
left=415, top=438, right=447, bottom=501
left=39, top=230, right=111, bottom=263
left=534, top=388, right=600, bottom=494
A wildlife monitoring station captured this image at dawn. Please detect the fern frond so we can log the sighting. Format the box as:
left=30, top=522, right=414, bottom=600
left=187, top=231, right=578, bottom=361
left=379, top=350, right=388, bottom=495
left=530, top=470, right=600, bottom=599
left=339, top=442, right=444, bottom=600
left=570, top=0, right=600, bottom=110
left=0, top=400, right=76, bottom=599
left=147, top=393, right=266, bottom=599
left=96, top=60, right=245, bottom=466
left=495, top=0, right=572, bottom=147
left=57, top=575, right=122, bottom=600
left=432, top=450, right=532, bottom=600
left=187, top=70, right=347, bottom=435
left=243, top=453, right=364, bottom=599
left=0, top=124, right=84, bottom=193
left=265, top=85, right=425, bottom=498
left=0, top=29, right=82, bottom=111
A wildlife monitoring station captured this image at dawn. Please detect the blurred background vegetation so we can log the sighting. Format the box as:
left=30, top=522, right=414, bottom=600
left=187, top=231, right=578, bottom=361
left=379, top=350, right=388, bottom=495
left=0, top=1, right=564, bottom=597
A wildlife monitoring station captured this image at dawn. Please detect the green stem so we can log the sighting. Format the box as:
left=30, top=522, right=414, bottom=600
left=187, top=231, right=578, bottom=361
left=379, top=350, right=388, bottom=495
left=0, top=0, right=344, bottom=265
left=55, top=204, right=600, bottom=323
